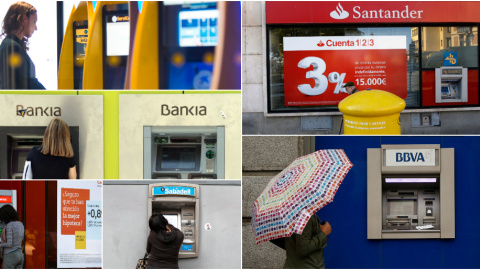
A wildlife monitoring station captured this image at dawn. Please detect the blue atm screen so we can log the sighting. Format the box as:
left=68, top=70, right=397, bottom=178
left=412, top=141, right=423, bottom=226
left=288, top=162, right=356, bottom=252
left=181, top=245, right=193, bottom=251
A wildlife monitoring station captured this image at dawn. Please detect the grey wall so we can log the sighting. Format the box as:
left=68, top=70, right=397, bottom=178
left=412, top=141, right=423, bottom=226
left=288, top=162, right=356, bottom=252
left=104, top=181, right=241, bottom=269
left=242, top=136, right=315, bottom=269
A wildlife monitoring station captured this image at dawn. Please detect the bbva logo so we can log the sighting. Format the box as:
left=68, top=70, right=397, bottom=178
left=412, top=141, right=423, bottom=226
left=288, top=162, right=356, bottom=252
left=330, top=3, right=349, bottom=20
left=396, top=152, right=426, bottom=162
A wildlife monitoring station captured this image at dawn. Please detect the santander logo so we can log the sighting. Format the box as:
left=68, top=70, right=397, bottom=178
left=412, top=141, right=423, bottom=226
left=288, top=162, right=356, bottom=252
left=330, top=3, right=349, bottom=19
left=317, top=40, right=325, bottom=47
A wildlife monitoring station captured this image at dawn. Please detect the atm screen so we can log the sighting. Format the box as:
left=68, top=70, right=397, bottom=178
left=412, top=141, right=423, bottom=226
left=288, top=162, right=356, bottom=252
left=388, top=200, right=416, bottom=215
left=12, top=148, right=30, bottom=174
left=73, top=20, right=88, bottom=89
left=164, top=214, right=179, bottom=228
left=106, top=18, right=130, bottom=56
left=178, top=9, right=218, bottom=47
left=156, top=146, right=201, bottom=171
left=160, top=2, right=217, bottom=89
left=102, top=4, right=129, bottom=89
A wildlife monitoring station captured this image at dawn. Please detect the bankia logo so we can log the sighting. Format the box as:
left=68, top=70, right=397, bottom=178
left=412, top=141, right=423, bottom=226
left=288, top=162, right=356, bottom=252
left=330, top=3, right=349, bottom=19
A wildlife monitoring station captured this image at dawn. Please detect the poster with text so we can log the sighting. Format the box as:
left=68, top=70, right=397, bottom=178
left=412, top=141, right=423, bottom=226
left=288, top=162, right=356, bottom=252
left=283, top=36, right=407, bottom=106
left=57, top=180, right=103, bottom=268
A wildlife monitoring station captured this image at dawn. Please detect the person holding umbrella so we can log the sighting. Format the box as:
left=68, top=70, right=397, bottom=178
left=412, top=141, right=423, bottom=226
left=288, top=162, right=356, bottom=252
left=283, top=215, right=331, bottom=269
left=252, top=149, right=353, bottom=269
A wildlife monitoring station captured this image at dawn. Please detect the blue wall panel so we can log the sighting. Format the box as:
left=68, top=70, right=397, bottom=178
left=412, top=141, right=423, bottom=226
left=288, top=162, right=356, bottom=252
left=315, top=136, right=480, bottom=268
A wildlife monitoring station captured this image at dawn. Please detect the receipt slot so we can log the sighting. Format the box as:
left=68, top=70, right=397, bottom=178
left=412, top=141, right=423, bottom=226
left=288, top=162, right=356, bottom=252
left=148, top=183, right=199, bottom=258
left=367, top=145, right=455, bottom=239
left=144, top=126, right=225, bottom=179
left=435, top=66, right=468, bottom=103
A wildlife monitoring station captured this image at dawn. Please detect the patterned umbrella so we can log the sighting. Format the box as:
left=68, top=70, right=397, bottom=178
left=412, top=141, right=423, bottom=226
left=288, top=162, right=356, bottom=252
left=252, top=149, right=353, bottom=245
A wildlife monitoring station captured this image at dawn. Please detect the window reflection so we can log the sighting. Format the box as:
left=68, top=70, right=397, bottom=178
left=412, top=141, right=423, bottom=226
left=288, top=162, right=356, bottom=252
left=422, top=26, right=478, bottom=69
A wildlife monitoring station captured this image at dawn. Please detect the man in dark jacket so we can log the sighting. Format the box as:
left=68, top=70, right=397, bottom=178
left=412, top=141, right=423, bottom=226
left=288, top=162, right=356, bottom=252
left=283, top=215, right=331, bottom=269
left=342, top=81, right=358, bottom=95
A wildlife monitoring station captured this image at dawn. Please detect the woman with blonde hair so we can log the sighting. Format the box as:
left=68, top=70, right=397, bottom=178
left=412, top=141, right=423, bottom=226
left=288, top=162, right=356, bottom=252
left=24, top=118, right=77, bottom=179
left=0, top=1, right=45, bottom=89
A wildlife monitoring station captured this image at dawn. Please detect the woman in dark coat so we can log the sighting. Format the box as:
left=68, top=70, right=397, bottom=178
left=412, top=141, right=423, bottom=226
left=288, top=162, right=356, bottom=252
left=146, top=214, right=184, bottom=269
left=0, top=1, right=45, bottom=89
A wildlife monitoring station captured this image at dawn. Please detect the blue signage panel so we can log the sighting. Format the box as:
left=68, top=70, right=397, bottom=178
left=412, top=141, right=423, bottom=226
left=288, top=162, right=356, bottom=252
left=153, top=186, right=195, bottom=196
left=443, top=52, right=457, bottom=66
left=181, top=244, right=193, bottom=251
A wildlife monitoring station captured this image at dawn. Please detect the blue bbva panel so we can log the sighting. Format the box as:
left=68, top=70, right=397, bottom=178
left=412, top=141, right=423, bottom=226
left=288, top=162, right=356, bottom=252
left=315, top=136, right=480, bottom=268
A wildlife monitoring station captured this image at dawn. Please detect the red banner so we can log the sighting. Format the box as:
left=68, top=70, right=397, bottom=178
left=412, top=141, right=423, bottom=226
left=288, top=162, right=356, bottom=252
left=283, top=36, right=407, bottom=106
left=61, top=188, right=90, bottom=235
left=267, top=1, right=480, bottom=24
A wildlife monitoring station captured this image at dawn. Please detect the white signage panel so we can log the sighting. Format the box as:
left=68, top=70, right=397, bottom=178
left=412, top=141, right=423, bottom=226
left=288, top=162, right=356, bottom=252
left=385, top=149, right=436, bottom=166
left=57, top=180, right=103, bottom=268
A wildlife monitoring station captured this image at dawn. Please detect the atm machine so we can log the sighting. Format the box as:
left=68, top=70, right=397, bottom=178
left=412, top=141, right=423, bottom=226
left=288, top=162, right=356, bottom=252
left=0, top=127, right=80, bottom=179
left=148, top=183, right=199, bottom=258
left=102, top=3, right=130, bottom=89
left=435, top=66, right=468, bottom=103
left=0, top=190, right=17, bottom=235
left=144, top=126, right=225, bottom=179
left=130, top=1, right=241, bottom=90
left=58, top=1, right=93, bottom=89
left=367, top=144, right=455, bottom=239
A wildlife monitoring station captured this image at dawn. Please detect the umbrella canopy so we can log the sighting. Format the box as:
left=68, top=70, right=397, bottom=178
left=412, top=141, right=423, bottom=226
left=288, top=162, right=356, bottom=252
left=252, top=149, right=353, bottom=245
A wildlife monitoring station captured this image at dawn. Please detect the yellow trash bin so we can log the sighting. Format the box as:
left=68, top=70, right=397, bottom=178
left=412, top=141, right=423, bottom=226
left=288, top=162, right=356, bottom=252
left=338, top=90, right=406, bottom=135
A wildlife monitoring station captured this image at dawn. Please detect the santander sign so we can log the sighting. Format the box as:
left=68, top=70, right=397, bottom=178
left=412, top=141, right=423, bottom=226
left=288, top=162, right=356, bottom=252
left=330, top=3, right=424, bottom=20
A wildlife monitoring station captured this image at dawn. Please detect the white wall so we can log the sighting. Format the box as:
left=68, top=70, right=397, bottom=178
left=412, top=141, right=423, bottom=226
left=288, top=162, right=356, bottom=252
left=0, top=0, right=58, bottom=89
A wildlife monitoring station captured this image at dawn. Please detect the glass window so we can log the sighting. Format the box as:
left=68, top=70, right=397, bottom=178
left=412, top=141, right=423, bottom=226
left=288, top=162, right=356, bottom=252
left=268, top=26, right=420, bottom=112
left=422, top=26, right=478, bottom=69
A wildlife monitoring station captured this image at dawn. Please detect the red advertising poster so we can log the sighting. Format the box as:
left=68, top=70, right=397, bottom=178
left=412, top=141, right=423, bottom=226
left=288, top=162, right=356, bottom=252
left=283, top=36, right=407, bottom=106
left=61, top=188, right=90, bottom=235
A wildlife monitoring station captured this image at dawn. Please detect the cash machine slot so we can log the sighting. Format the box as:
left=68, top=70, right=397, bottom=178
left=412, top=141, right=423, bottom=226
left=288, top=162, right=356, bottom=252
left=145, top=127, right=224, bottom=179
left=158, top=2, right=218, bottom=89
left=382, top=177, right=440, bottom=232
left=435, top=66, right=468, bottom=103
left=0, top=127, right=81, bottom=179
left=102, top=3, right=130, bottom=89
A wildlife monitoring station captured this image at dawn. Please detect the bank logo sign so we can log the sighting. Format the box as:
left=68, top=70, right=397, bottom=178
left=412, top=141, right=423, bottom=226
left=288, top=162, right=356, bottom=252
left=329, top=3, right=424, bottom=20
left=330, top=3, right=349, bottom=19
left=16, top=105, right=61, bottom=117
left=385, top=149, right=436, bottom=166
left=153, top=186, right=195, bottom=196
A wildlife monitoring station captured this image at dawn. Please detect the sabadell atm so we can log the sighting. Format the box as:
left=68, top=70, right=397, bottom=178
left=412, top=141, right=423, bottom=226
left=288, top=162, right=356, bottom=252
left=367, top=145, right=455, bottom=239
left=148, top=183, right=199, bottom=258
left=144, top=126, right=224, bottom=179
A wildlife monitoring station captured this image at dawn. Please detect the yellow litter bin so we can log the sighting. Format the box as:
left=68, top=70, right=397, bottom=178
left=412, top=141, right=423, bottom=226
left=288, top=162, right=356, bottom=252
left=338, top=90, right=406, bottom=135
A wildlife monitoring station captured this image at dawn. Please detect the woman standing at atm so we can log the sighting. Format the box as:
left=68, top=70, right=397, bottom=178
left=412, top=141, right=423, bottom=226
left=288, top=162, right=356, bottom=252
left=0, top=1, right=45, bottom=89
left=23, top=118, right=77, bottom=179
left=146, top=214, right=184, bottom=269
left=0, top=205, right=24, bottom=269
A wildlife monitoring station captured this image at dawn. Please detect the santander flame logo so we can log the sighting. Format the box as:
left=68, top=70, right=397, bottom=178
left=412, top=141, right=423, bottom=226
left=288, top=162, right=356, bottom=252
left=330, top=3, right=349, bottom=19
left=317, top=40, right=325, bottom=47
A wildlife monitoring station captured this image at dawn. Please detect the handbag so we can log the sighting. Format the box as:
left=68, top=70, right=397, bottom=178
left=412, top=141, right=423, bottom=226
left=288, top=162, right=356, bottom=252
left=136, top=253, right=149, bottom=269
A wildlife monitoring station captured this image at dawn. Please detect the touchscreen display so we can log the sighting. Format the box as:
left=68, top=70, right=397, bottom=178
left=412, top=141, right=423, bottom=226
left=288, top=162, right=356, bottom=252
left=106, top=16, right=130, bottom=56
left=179, top=9, right=218, bottom=47
left=164, top=214, right=179, bottom=228
left=157, top=146, right=200, bottom=171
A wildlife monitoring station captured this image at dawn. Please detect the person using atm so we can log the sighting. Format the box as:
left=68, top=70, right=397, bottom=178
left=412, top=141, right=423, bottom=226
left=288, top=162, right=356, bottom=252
left=283, top=215, right=331, bottom=269
left=146, top=214, right=184, bottom=269
left=0, top=205, right=24, bottom=269
left=0, top=1, right=45, bottom=89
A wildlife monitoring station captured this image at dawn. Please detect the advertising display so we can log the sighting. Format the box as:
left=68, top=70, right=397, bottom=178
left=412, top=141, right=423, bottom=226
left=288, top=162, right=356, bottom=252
left=57, top=180, right=103, bottom=268
left=283, top=36, right=407, bottom=106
